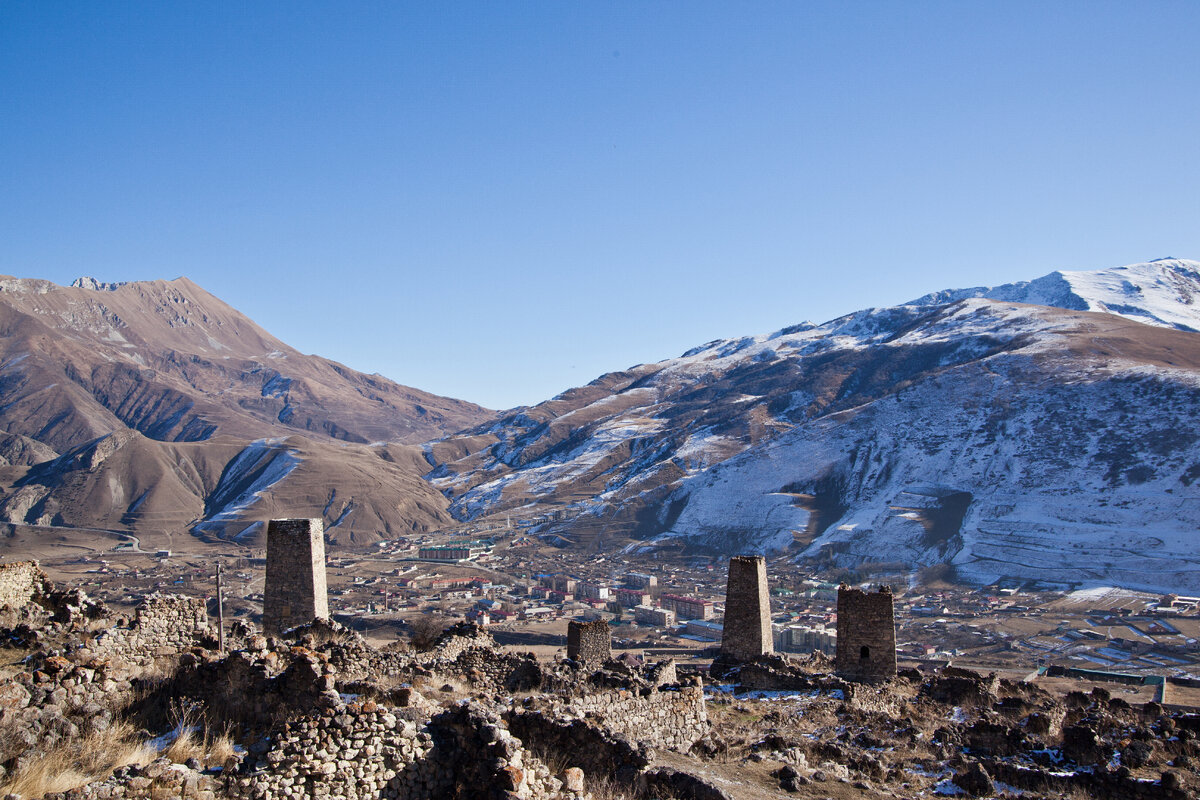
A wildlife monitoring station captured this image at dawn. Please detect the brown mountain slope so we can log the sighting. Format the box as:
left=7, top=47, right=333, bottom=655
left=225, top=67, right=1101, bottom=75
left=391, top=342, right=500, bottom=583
left=0, top=275, right=493, bottom=450
left=0, top=274, right=490, bottom=545
left=0, top=429, right=454, bottom=549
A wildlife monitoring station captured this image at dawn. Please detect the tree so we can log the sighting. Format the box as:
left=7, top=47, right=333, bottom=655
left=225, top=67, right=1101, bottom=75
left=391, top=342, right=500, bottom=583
left=408, top=613, right=448, bottom=651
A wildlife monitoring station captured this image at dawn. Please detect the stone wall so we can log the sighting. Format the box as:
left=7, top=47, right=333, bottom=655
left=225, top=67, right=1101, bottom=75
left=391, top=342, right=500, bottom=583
left=720, top=555, right=772, bottom=662
left=0, top=656, right=135, bottom=769
left=263, top=518, right=329, bottom=635
left=0, top=560, right=48, bottom=609
left=529, top=679, right=709, bottom=753
left=61, top=701, right=569, bottom=800
left=566, top=620, right=610, bottom=664
left=835, top=585, right=896, bottom=683
left=89, top=594, right=211, bottom=671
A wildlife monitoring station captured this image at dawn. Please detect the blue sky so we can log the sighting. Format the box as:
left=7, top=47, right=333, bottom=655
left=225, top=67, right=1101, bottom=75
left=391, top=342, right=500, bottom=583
left=2, top=3, right=1198, bottom=409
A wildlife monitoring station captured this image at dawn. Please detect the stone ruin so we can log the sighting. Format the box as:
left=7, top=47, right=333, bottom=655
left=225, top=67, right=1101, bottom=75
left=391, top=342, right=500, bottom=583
left=565, top=619, right=610, bottom=664
left=835, top=583, right=897, bottom=684
left=262, top=517, right=329, bottom=635
left=0, top=560, right=728, bottom=800
left=5, top=552, right=1200, bottom=799
left=0, top=560, right=51, bottom=610
left=719, top=554, right=773, bottom=662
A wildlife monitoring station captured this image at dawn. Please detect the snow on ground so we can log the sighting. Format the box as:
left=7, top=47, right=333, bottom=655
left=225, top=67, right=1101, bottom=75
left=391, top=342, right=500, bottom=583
left=655, top=344, right=1200, bottom=592
left=197, top=439, right=301, bottom=524
left=910, top=258, right=1200, bottom=332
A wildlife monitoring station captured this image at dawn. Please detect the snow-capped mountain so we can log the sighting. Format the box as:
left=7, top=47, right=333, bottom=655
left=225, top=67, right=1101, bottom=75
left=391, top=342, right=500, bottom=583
left=428, top=259, right=1200, bottom=592
left=910, top=257, right=1200, bottom=331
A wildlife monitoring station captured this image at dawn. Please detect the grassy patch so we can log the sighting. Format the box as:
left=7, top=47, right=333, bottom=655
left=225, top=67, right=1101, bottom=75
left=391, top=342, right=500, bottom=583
left=0, top=721, right=156, bottom=799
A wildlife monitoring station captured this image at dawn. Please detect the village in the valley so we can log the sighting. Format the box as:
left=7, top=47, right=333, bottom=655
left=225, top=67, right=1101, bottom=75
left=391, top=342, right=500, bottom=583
left=50, top=517, right=1200, bottom=686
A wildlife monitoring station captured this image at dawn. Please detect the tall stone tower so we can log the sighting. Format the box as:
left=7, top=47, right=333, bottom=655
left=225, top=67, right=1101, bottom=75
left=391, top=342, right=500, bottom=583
left=835, top=585, right=897, bottom=683
left=262, top=518, right=329, bottom=635
left=720, top=555, right=774, bottom=661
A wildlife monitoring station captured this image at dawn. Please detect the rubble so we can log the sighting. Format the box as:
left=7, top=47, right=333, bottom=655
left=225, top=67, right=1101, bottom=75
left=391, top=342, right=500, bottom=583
left=3, top=567, right=1200, bottom=799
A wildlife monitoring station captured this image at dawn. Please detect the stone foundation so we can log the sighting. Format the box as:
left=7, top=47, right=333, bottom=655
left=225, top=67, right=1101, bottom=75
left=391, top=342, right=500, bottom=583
left=90, top=594, right=211, bottom=671
left=0, top=560, right=48, bottom=609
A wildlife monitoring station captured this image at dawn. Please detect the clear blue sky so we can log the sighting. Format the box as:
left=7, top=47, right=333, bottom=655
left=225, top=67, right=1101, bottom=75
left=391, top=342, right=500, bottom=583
left=3, top=3, right=1198, bottom=409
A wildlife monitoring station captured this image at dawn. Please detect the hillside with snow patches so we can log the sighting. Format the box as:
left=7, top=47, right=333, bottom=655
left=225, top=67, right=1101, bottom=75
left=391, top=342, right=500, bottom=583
left=428, top=259, right=1200, bottom=592
left=0, top=275, right=489, bottom=545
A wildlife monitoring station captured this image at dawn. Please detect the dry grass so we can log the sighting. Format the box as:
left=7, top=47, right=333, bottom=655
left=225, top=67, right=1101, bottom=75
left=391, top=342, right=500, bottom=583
left=158, top=725, right=237, bottom=767
left=0, top=721, right=156, bottom=799
left=527, top=745, right=568, bottom=776
left=587, top=772, right=639, bottom=800
left=158, top=700, right=238, bottom=767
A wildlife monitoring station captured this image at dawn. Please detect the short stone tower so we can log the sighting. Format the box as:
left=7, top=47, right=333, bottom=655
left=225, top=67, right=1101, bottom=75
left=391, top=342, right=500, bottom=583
left=567, top=619, right=611, bottom=664
left=263, top=518, right=329, bottom=635
left=720, top=555, right=773, bottom=661
left=835, top=585, right=897, bottom=683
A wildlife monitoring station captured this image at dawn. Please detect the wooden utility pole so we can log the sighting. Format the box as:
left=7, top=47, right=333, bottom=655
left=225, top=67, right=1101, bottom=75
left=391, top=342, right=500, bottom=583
left=216, top=560, right=226, bottom=653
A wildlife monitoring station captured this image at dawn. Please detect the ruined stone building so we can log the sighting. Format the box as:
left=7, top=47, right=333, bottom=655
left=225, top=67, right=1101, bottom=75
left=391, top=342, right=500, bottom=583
left=262, top=518, right=329, bottom=635
left=835, top=584, right=897, bottom=683
left=567, top=619, right=611, bottom=664
left=0, top=560, right=48, bottom=609
left=720, top=555, right=774, bottom=661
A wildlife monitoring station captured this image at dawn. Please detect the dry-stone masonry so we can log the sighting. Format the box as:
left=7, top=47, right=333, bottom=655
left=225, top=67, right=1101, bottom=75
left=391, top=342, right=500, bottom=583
left=59, top=701, right=569, bottom=800
left=835, top=584, right=897, bottom=683
left=0, top=559, right=48, bottom=609
left=539, top=678, right=709, bottom=752
left=566, top=619, right=610, bottom=664
left=263, top=517, right=329, bottom=635
left=720, top=555, right=773, bottom=662
left=90, top=594, right=210, bottom=671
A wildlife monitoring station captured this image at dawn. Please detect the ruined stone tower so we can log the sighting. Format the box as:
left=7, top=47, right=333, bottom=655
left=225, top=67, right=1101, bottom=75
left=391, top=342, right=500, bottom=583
left=720, top=555, right=774, bottom=661
left=262, top=518, right=329, bottom=635
left=567, top=619, right=611, bottom=664
left=835, top=585, right=897, bottom=683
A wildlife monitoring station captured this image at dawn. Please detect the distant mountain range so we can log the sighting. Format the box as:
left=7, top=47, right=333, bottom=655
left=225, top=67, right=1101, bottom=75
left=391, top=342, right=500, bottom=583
left=428, top=258, right=1200, bottom=592
left=0, top=275, right=493, bottom=546
left=3, top=260, right=1200, bottom=592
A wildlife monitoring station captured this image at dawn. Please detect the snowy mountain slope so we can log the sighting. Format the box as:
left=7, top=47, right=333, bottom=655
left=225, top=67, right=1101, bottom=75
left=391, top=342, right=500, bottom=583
left=910, top=258, right=1200, bottom=332
left=428, top=259, right=1200, bottom=591
left=429, top=297, right=1068, bottom=524
left=656, top=322, right=1200, bottom=592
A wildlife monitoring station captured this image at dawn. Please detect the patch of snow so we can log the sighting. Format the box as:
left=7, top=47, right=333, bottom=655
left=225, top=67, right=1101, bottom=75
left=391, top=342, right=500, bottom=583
left=202, top=440, right=301, bottom=522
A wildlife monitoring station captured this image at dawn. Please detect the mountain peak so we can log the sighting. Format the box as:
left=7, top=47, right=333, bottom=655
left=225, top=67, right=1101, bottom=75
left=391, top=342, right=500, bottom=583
left=910, top=257, right=1200, bottom=332
left=70, top=276, right=129, bottom=291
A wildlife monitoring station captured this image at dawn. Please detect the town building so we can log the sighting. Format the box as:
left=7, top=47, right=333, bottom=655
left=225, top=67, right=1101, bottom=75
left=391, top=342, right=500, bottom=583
left=634, top=605, right=675, bottom=627
left=614, top=587, right=651, bottom=607
left=660, top=594, right=714, bottom=621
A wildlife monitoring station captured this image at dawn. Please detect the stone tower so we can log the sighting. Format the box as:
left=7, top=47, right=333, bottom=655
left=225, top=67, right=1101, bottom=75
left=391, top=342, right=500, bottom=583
left=835, top=585, right=897, bottom=683
left=262, top=518, right=329, bottom=635
left=566, top=619, right=611, bottom=664
left=720, top=555, right=774, bottom=661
